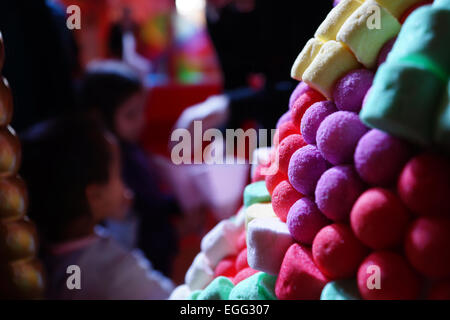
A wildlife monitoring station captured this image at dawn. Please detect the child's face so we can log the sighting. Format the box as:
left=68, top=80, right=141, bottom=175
left=114, top=90, right=147, bottom=143
left=86, top=135, right=134, bottom=222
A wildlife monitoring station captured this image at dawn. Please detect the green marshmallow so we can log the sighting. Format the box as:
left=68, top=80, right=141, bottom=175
left=196, top=276, right=234, bottom=300
left=229, top=272, right=277, bottom=300
left=243, top=181, right=271, bottom=208
left=435, top=81, right=450, bottom=154
left=189, top=290, right=202, bottom=300
left=360, top=61, right=445, bottom=146
left=320, top=279, right=361, bottom=300
left=434, top=0, right=450, bottom=10
left=388, top=6, right=450, bottom=78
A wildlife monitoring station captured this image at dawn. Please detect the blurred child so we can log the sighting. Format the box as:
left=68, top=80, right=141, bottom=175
left=20, top=115, right=174, bottom=299
left=78, top=61, right=180, bottom=276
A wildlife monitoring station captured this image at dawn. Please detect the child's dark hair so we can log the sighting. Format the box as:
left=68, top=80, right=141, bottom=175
left=78, top=61, right=143, bottom=133
left=20, top=114, right=113, bottom=243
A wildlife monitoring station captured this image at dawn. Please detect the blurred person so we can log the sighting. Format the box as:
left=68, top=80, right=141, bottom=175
left=78, top=60, right=180, bottom=276
left=20, top=115, right=174, bottom=299
left=108, top=7, right=151, bottom=75
left=174, top=0, right=331, bottom=137
left=0, top=0, right=80, bottom=133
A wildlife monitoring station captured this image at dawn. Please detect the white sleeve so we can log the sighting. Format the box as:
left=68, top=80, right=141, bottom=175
left=103, top=249, right=175, bottom=300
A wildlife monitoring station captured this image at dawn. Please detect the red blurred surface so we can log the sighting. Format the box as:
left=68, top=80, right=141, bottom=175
left=141, top=82, right=222, bottom=157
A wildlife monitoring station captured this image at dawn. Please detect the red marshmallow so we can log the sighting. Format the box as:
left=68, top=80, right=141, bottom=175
left=235, top=248, right=250, bottom=272
left=252, top=164, right=267, bottom=182
left=236, top=230, right=246, bottom=252
left=232, top=267, right=259, bottom=285
left=312, top=223, right=368, bottom=279
left=214, top=255, right=237, bottom=278
left=350, top=188, right=410, bottom=249
left=291, top=90, right=325, bottom=128
left=265, top=167, right=288, bottom=196
left=405, top=217, right=450, bottom=279
left=278, top=121, right=299, bottom=143
left=275, top=243, right=329, bottom=300
left=397, top=153, right=450, bottom=217
left=271, top=180, right=303, bottom=222
left=357, top=251, right=421, bottom=300
left=278, top=134, right=307, bottom=175
left=427, top=281, right=450, bottom=300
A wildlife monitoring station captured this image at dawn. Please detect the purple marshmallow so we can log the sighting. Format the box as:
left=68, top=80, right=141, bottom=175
left=333, top=0, right=342, bottom=6
left=276, top=110, right=292, bottom=129
left=289, top=82, right=310, bottom=109
left=315, top=165, right=365, bottom=221
left=354, top=129, right=413, bottom=186
left=288, top=145, right=329, bottom=195
left=316, top=111, right=368, bottom=165
left=377, top=37, right=396, bottom=67
left=301, top=101, right=337, bottom=145
left=333, top=69, right=374, bottom=113
left=287, top=197, right=330, bottom=244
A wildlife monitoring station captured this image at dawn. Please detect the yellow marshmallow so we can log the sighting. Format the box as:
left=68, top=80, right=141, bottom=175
left=315, top=0, right=365, bottom=42
left=375, top=0, right=425, bottom=19
left=245, top=203, right=277, bottom=230
left=291, top=38, right=324, bottom=81
left=302, top=40, right=361, bottom=98
left=337, top=0, right=401, bottom=68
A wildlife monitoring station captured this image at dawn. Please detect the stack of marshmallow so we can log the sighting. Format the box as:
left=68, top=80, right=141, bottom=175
left=172, top=0, right=450, bottom=300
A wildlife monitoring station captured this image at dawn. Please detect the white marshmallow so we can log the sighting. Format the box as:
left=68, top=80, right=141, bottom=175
left=169, top=284, right=191, bottom=300
left=200, top=220, right=241, bottom=268
left=231, top=206, right=247, bottom=231
left=185, top=252, right=214, bottom=291
left=247, top=217, right=294, bottom=276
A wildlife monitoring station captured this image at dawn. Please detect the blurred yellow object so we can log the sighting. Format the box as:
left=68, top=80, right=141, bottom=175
left=303, top=41, right=361, bottom=98
left=315, top=0, right=364, bottom=42
left=291, top=38, right=324, bottom=81
left=245, top=203, right=277, bottom=230
left=337, top=0, right=401, bottom=68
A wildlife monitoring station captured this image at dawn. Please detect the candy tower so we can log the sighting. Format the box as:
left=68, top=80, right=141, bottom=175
left=0, top=32, right=46, bottom=299
left=173, top=0, right=450, bottom=300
